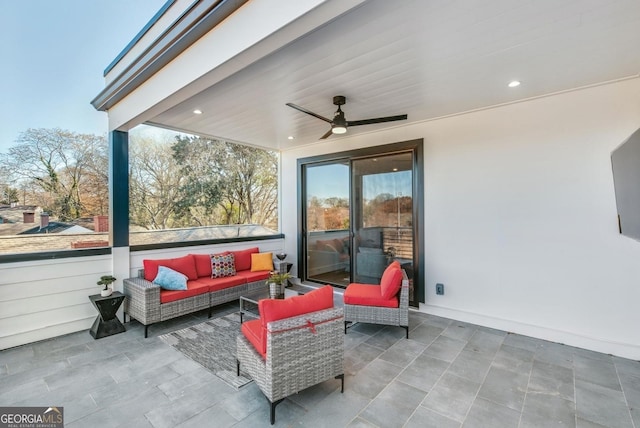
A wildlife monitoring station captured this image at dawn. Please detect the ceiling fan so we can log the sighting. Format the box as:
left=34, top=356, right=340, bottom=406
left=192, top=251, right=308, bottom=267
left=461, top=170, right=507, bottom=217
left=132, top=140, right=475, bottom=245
left=286, top=95, right=408, bottom=140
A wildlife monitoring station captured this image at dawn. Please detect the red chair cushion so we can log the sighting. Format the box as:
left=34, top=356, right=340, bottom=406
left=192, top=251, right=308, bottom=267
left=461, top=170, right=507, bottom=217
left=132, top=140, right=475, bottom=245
left=380, top=263, right=403, bottom=299
left=235, top=270, right=270, bottom=282
left=241, top=319, right=266, bottom=358
left=193, top=275, right=246, bottom=292
left=159, top=279, right=209, bottom=304
left=241, top=286, right=334, bottom=357
left=229, top=247, right=260, bottom=272
left=144, top=255, right=198, bottom=282
left=260, top=285, right=334, bottom=327
left=344, top=283, right=399, bottom=308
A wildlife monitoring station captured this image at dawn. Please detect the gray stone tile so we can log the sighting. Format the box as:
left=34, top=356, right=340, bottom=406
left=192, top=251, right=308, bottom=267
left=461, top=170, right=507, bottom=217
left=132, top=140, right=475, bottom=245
left=1, top=360, right=70, bottom=387
left=574, top=353, right=622, bottom=391
left=409, top=323, right=445, bottom=346
left=294, top=387, right=370, bottom=428
left=462, top=397, right=520, bottom=428
left=0, top=343, right=35, bottom=365
left=156, top=367, right=216, bottom=400
left=575, top=379, right=633, bottom=428
left=350, top=322, right=385, bottom=336
left=502, top=333, right=545, bottom=353
left=421, top=373, right=480, bottom=422
left=618, top=372, right=640, bottom=427
left=344, top=329, right=370, bottom=350
left=492, top=344, right=534, bottom=376
left=404, top=406, right=461, bottom=428
left=0, top=378, right=49, bottom=405
left=520, top=392, right=576, bottom=428
left=347, top=342, right=385, bottom=366
left=535, top=342, right=574, bottom=369
left=576, top=417, right=609, bottom=428
left=43, top=357, right=119, bottom=393
left=531, top=360, right=574, bottom=385
left=359, top=380, right=426, bottom=428
left=347, top=359, right=404, bottom=399
left=364, top=325, right=406, bottom=350
left=396, top=353, right=450, bottom=393
left=441, top=322, right=477, bottom=341
left=423, top=335, right=466, bottom=363
left=378, top=338, right=427, bottom=367
left=613, top=356, right=640, bottom=378
left=175, top=403, right=237, bottom=428
left=216, top=382, right=264, bottom=421
left=447, top=349, right=493, bottom=384
left=345, top=417, right=378, bottom=427
left=528, top=370, right=575, bottom=402
left=287, top=377, right=343, bottom=409
left=465, top=330, right=504, bottom=357
left=420, top=314, right=454, bottom=329
left=477, top=365, right=528, bottom=411
left=231, top=397, right=306, bottom=428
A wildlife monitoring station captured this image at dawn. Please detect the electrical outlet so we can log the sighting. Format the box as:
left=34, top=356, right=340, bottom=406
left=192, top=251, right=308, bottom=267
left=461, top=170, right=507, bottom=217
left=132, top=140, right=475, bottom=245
left=436, top=283, right=444, bottom=295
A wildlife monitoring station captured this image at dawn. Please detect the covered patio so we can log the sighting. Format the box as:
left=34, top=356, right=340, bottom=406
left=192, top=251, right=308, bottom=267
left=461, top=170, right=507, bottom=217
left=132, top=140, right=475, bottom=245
left=2, top=0, right=640, bottom=426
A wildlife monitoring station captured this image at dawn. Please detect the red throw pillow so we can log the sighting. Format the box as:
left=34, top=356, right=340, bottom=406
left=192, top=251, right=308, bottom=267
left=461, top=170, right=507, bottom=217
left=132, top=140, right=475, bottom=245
left=380, top=264, right=403, bottom=299
left=229, top=247, right=259, bottom=272
left=260, top=285, right=334, bottom=326
left=143, top=255, right=198, bottom=282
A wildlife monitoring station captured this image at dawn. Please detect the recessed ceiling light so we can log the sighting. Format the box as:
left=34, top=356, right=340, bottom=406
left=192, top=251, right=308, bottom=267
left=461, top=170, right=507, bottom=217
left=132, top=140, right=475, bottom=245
left=193, top=109, right=202, bottom=114
left=508, top=81, right=521, bottom=88
left=393, top=168, right=398, bottom=172
left=287, top=136, right=294, bottom=140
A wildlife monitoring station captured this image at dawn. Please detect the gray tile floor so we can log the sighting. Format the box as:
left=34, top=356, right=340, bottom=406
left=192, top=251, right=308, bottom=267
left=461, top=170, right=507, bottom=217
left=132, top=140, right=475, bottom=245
left=1, top=302, right=639, bottom=428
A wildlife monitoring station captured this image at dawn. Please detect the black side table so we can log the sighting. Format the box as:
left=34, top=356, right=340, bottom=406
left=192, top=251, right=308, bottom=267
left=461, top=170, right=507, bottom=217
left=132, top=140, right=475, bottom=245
left=89, top=291, right=126, bottom=339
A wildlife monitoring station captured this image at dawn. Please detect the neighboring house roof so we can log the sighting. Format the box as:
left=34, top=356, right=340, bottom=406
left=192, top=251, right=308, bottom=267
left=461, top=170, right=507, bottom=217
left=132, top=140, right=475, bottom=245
left=0, top=206, right=42, bottom=223
left=20, top=222, right=75, bottom=235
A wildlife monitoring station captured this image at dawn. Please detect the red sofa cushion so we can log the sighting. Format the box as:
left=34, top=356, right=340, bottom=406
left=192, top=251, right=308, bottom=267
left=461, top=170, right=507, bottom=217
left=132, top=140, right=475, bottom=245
left=193, top=275, right=246, bottom=292
left=344, top=282, right=399, bottom=308
left=191, top=253, right=213, bottom=278
left=241, top=319, right=266, bottom=358
left=144, top=255, right=198, bottom=282
left=229, top=247, right=259, bottom=272
left=380, top=263, right=403, bottom=299
left=160, top=279, right=209, bottom=304
left=235, top=270, right=270, bottom=282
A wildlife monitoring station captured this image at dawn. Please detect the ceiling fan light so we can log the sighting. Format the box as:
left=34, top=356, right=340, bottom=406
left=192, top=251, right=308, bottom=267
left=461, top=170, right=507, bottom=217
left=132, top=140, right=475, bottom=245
left=332, top=125, right=347, bottom=134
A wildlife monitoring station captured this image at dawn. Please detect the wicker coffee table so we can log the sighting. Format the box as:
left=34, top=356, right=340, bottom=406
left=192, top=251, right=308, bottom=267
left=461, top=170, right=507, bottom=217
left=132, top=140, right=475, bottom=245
left=239, top=288, right=300, bottom=323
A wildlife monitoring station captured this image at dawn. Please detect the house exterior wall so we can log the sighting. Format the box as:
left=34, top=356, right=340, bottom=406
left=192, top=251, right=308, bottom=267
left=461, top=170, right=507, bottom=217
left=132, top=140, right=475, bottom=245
left=281, top=77, right=640, bottom=359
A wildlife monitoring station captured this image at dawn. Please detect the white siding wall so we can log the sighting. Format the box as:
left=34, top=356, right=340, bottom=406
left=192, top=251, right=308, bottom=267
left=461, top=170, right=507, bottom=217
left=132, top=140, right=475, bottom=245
left=0, top=238, right=284, bottom=351
left=0, top=255, right=112, bottom=350
left=281, top=77, right=640, bottom=359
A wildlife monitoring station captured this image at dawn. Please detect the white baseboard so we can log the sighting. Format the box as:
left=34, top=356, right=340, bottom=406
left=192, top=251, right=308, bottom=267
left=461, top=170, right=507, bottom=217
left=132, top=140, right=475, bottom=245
left=418, top=304, right=640, bottom=361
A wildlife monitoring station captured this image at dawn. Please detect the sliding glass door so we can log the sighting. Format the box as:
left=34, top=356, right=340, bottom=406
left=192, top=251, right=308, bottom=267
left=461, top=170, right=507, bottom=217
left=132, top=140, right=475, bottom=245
left=352, top=153, right=413, bottom=285
left=304, top=161, right=351, bottom=287
left=300, top=140, right=422, bottom=306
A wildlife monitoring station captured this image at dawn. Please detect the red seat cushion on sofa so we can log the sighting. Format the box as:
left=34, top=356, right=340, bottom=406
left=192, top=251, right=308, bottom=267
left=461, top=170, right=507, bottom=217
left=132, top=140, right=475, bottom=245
left=229, top=247, right=259, bottom=272
left=144, top=255, right=198, bottom=282
left=380, top=263, right=403, bottom=299
left=344, top=283, right=399, bottom=308
left=235, top=270, right=270, bottom=282
left=241, top=319, right=266, bottom=358
left=193, top=275, right=245, bottom=292
left=160, top=279, right=209, bottom=304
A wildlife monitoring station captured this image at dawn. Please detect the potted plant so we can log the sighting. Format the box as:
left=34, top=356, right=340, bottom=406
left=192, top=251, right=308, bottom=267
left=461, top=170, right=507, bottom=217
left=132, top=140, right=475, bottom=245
left=266, top=271, right=292, bottom=299
left=97, top=275, right=117, bottom=297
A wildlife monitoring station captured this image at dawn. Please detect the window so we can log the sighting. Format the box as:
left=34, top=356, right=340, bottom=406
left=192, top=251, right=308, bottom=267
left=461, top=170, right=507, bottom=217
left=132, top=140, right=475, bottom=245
left=128, top=126, right=279, bottom=247
left=0, top=128, right=110, bottom=255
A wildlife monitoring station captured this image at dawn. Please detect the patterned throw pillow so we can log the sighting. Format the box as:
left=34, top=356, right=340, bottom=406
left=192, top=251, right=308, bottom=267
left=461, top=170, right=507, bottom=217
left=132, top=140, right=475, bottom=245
left=211, top=253, right=236, bottom=278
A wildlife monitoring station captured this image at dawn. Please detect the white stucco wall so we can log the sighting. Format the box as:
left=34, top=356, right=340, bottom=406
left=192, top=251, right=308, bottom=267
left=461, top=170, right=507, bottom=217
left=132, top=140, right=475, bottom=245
left=281, top=77, right=640, bottom=359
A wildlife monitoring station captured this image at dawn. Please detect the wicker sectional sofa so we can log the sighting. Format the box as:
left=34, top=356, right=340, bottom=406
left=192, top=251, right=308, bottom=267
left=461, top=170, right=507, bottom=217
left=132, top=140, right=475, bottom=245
left=123, top=247, right=271, bottom=337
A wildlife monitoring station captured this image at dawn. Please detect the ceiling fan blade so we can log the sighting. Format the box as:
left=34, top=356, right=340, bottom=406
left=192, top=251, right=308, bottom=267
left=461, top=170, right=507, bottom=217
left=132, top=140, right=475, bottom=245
left=286, top=103, right=332, bottom=123
left=320, top=129, right=333, bottom=139
left=347, top=114, right=408, bottom=127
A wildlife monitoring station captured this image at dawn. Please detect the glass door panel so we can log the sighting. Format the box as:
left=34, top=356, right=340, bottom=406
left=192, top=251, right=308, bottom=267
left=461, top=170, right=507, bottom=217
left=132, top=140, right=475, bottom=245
left=352, top=153, right=413, bottom=285
left=304, top=161, right=351, bottom=287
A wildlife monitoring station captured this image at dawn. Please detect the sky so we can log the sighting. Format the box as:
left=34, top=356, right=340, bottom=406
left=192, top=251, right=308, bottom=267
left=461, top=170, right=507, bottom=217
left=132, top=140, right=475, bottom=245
left=0, top=0, right=168, bottom=152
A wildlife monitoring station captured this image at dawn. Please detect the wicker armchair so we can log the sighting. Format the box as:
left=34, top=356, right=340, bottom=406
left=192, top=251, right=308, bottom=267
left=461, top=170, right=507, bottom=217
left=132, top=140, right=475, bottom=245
left=236, top=286, right=344, bottom=425
left=344, top=267, right=410, bottom=338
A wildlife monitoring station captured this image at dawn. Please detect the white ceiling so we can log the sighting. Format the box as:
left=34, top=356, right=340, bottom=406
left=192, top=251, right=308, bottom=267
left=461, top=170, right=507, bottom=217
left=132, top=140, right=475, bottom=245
left=147, top=0, right=640, bottom=150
